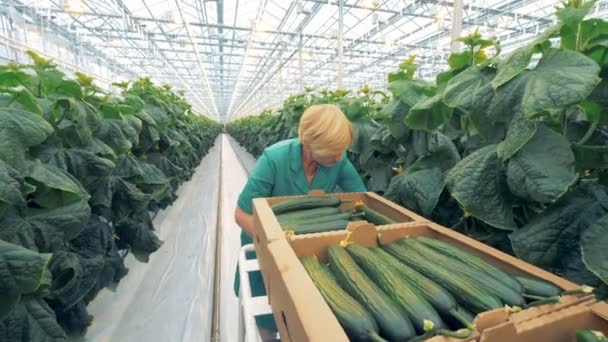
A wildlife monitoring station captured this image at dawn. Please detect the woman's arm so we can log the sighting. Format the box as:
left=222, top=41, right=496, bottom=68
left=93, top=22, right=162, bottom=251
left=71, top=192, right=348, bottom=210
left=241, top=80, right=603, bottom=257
left=235, top=151, right=276, bottom=237
left=234, top=206, right=255, bottom=237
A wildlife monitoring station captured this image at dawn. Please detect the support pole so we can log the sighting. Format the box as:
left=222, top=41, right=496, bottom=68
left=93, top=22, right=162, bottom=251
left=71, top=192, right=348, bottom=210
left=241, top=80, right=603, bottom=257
left=337, top=0, right=344, bottom=89
left=298, top=33, right=304, bottom=91
left=451, top=0, right=464, bottom=52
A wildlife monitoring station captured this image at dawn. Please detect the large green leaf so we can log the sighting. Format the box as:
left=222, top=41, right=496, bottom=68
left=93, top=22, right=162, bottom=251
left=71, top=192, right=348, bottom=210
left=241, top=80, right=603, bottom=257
left=387, top=80, right=434, bottom=106
left=382, top=98, right=410, bottom=140
left=406, top=93, right=453, bottom=131
left=558, top=1, right=597, bottom=50
left=491, top=24, right=561, bottom=89
left=386, top=167, right=444, bottom=216
left=115, top=211, right=162, bottom=259
left=0, top=295, right=66, bottom=342
left=349, top=119, right=380, bottom=165
left=47, top=251, right=104, bottom=310
left=88, top=176, right=150, bottom=222
left=36, top=147, right=115, bottom=184
left=497, top=113, right=538, bottom=160
left=24, top=161, right=90, bottom=208
left=518, top=49, right=600, bottom=118
left=443, top=66, right=496, bottom=111
left=95, top=119, right=134, bottom=155
left=52, top=80, right=82, bottom=100
left=446, top=145, right=516, bottom=230
left=506, top=126, right=577, bottom=203
left=0, top=160, right=33, bottom=215
left=0, top=67, right=33, bottom=87
left=0, top=240, right=52, bottom=320
left=581, top=214, right=608, bottom=284
left=510, top=184, right=608, bottom=284
left=0, top=108, right=54, bottom=169
left=0, top=201, right=90, bottom=253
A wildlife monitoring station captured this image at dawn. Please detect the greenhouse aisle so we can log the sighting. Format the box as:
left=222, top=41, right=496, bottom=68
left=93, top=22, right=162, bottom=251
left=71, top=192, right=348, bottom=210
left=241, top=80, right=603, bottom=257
left=83, top=136, right=222, bottom=342
left=218, top=134, right=256, bottom=342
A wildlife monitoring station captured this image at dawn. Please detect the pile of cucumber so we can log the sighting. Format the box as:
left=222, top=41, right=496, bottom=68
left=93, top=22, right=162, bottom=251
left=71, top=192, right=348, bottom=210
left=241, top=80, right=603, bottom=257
left=271, top=197, right=399, bottom=235
left=577, top=330, right=608, bottom=342
left=301, top=236, right=591, bottom=342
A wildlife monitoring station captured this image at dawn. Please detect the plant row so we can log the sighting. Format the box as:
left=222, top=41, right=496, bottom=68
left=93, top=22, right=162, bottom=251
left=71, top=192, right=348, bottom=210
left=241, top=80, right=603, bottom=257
left=0, top=52, right=221, bottom=341
left=227, top=0, right=608, bottom=300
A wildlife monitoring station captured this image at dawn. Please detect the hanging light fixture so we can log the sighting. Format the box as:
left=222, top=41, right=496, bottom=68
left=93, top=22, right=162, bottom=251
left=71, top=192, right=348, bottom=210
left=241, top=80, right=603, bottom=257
left=63, top=0, right=84, bottom=14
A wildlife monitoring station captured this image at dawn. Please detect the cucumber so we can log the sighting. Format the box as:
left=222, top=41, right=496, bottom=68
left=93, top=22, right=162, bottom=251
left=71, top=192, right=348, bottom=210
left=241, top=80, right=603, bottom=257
left=271, top=197, right=342, bottom=214
left=371, top=247, right=474, bottom=329
left=276, top=207, right=341, bottom=222
left=287, top=219, right=351, bottom=235
left=415, top=236, right=523, bottom=293
left=328, top=245, right=416, bottom=340
left=400, top=238, right=525, bottom=307
left=356, top=205, right=397, bottom=225
left=300, top=256, right=386, bottom=342
left=577, top=330, right=608, bottom=342
left=515, top=276, right=561, bottom=297
left=345, top=243, right=446, bottom=332
left=382, top=242, right=503, bottom=313
left=280, top=212, right=357, bottom=227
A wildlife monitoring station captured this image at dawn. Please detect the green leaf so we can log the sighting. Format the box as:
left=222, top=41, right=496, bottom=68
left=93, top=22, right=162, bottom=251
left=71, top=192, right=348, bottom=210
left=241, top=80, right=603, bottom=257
left=443, top=66, right=496, bottom=111
left=578, top=100, right=603, bottom=123
left=0, top=68, right=33, bottom=87
left=0, top=201, right=91, bottom=252
left=95, top=119, right=134, bottom=155
left=382, top=98, right=410, bottom=140
left=53, top=80, right=82, bottom=99
left=99, top=102, right=122, bottom=119
left=571, top=144, right=608, bottom=170
left=24, top=161, right=90, bottom=208
left=385, top=167, right=444, bottom=216
left=0, top=108, right=54, bottom=169
left=492, top=24, right=562, bottom=89
left=497, top=113, right=538, bottom=160
left=349, top=119, right=380, bottom=165
left=448, top=51, right=473, bottom=69
left=0, top=295, right=66, bottom=341
left=581, top=214, right=608, bottom=284
left=4, top=87, right=43, bottom=114
left=484, top=49, right=600, bottom=122
left=525, top=49, right=600, bottom=116
left=446, top=145, right=516, bottom=230
left=388, top=80, right=434, bottom=106
left=47, top=251, right=105, bottom=310
left=36, top=146, right=116, bottom=183
left=406, top=93, right=453, bottom=131
left=510, top=184, right=608, bottom=283
left=0, top=240, right=53, bottom=320
left=385, top=146, right=459, bottom=216
left=506, top=126, right=578, bottom=203
left=556, top=0, right=596, bottom=30
left=0, top=160, right=30, bottom=216
left=88, top=176, right=150, bottom=222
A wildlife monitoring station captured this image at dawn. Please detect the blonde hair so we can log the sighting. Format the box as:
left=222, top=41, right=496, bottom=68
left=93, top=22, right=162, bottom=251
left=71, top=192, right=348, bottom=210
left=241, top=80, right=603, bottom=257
left=298, top=104, right=353, bottom=156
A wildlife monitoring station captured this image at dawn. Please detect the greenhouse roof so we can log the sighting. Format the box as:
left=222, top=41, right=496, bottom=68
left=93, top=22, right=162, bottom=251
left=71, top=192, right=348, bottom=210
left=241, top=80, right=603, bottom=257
left=9, top=0, right=608, bottom=121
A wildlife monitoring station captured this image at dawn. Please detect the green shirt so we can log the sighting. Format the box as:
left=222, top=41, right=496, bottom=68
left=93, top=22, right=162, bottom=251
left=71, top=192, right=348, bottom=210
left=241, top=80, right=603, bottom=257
left=237, top=138, right=366, bottom=214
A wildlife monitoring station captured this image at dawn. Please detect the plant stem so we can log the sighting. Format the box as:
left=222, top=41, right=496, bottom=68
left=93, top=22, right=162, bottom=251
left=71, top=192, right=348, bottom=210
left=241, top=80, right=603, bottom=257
left=579, top=120, right=599, bottom=145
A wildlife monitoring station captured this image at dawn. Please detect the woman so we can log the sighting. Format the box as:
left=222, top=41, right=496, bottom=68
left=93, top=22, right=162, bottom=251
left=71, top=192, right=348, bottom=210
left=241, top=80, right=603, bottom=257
left=233, top=104, right=366, bottom=340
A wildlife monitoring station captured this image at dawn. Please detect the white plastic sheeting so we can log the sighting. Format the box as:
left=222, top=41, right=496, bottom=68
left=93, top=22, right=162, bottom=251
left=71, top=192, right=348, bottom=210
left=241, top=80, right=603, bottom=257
left=84, top=136, right=222, bottom=342
left=218, top=134, right=255, bottom=342
left=227, top=136, right=257, bottom=174
left=80, top=135, right=260, bottom=342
